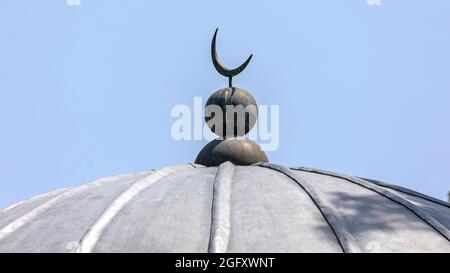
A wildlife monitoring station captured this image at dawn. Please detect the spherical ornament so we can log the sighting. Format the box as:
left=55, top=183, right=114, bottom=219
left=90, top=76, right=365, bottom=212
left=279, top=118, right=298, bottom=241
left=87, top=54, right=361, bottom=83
left=195, top=137, right=268, bottom=167
left=204, top=87, right=258, bottom=137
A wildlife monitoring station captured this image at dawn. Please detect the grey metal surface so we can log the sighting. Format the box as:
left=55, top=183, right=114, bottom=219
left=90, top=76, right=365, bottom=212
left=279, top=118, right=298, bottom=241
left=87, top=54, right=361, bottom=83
left=0, top=162, right=449, bottom=253
left=359, top=177, right=450, bottom=229
left=260, top=163, right=360, bottom=253
left=294, top=167, right=450, bottom=252
left=0, top=187, right=72, bottom=231
left=76, top=165, right=193, bottom=253
left=93, top=165, right=213, bottom=253
left=227, top=165, right=343, bottom=253
left=0, top=172, right=151, bottom=252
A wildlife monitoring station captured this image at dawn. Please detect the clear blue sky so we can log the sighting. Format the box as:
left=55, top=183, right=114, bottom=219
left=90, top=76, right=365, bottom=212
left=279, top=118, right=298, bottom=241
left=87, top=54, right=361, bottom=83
left=1, top=0, right=449, bottom=208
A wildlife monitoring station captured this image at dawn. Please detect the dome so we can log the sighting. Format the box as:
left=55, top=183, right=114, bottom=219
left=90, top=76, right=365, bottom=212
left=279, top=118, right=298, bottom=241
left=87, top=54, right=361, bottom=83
left=0, top=162, right=449, bottom=253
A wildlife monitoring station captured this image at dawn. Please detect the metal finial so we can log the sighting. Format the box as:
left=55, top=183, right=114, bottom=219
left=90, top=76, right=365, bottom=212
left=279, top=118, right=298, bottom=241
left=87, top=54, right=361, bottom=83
left=211, top=28, right=253, bottom=87
left=197, top=28, right=268, bottom=166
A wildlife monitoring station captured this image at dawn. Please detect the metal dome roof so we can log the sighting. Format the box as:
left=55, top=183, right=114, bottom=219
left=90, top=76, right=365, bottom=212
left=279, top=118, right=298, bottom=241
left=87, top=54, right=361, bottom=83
left=0, top=162, right=449, bottom=253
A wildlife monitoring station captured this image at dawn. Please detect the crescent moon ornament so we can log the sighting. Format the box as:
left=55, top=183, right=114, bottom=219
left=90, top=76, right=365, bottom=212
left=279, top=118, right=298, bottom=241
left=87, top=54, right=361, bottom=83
left=211, top=28, right=253, bottom=87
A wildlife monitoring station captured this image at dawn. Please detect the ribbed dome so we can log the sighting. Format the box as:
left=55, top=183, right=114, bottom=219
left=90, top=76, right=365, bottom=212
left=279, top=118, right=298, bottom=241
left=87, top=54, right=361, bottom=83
left=0, top=162, right=449, bottom=253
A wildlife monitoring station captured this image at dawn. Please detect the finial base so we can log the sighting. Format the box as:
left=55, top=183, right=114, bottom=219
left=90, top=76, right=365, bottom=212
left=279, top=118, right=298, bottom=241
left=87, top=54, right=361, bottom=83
left=195, top=137, right=268, bottom=167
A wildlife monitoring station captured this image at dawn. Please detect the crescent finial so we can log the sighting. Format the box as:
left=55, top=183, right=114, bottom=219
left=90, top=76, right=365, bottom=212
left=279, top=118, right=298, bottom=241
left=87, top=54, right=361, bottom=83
left=211, top=28, right=253, bottom=87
